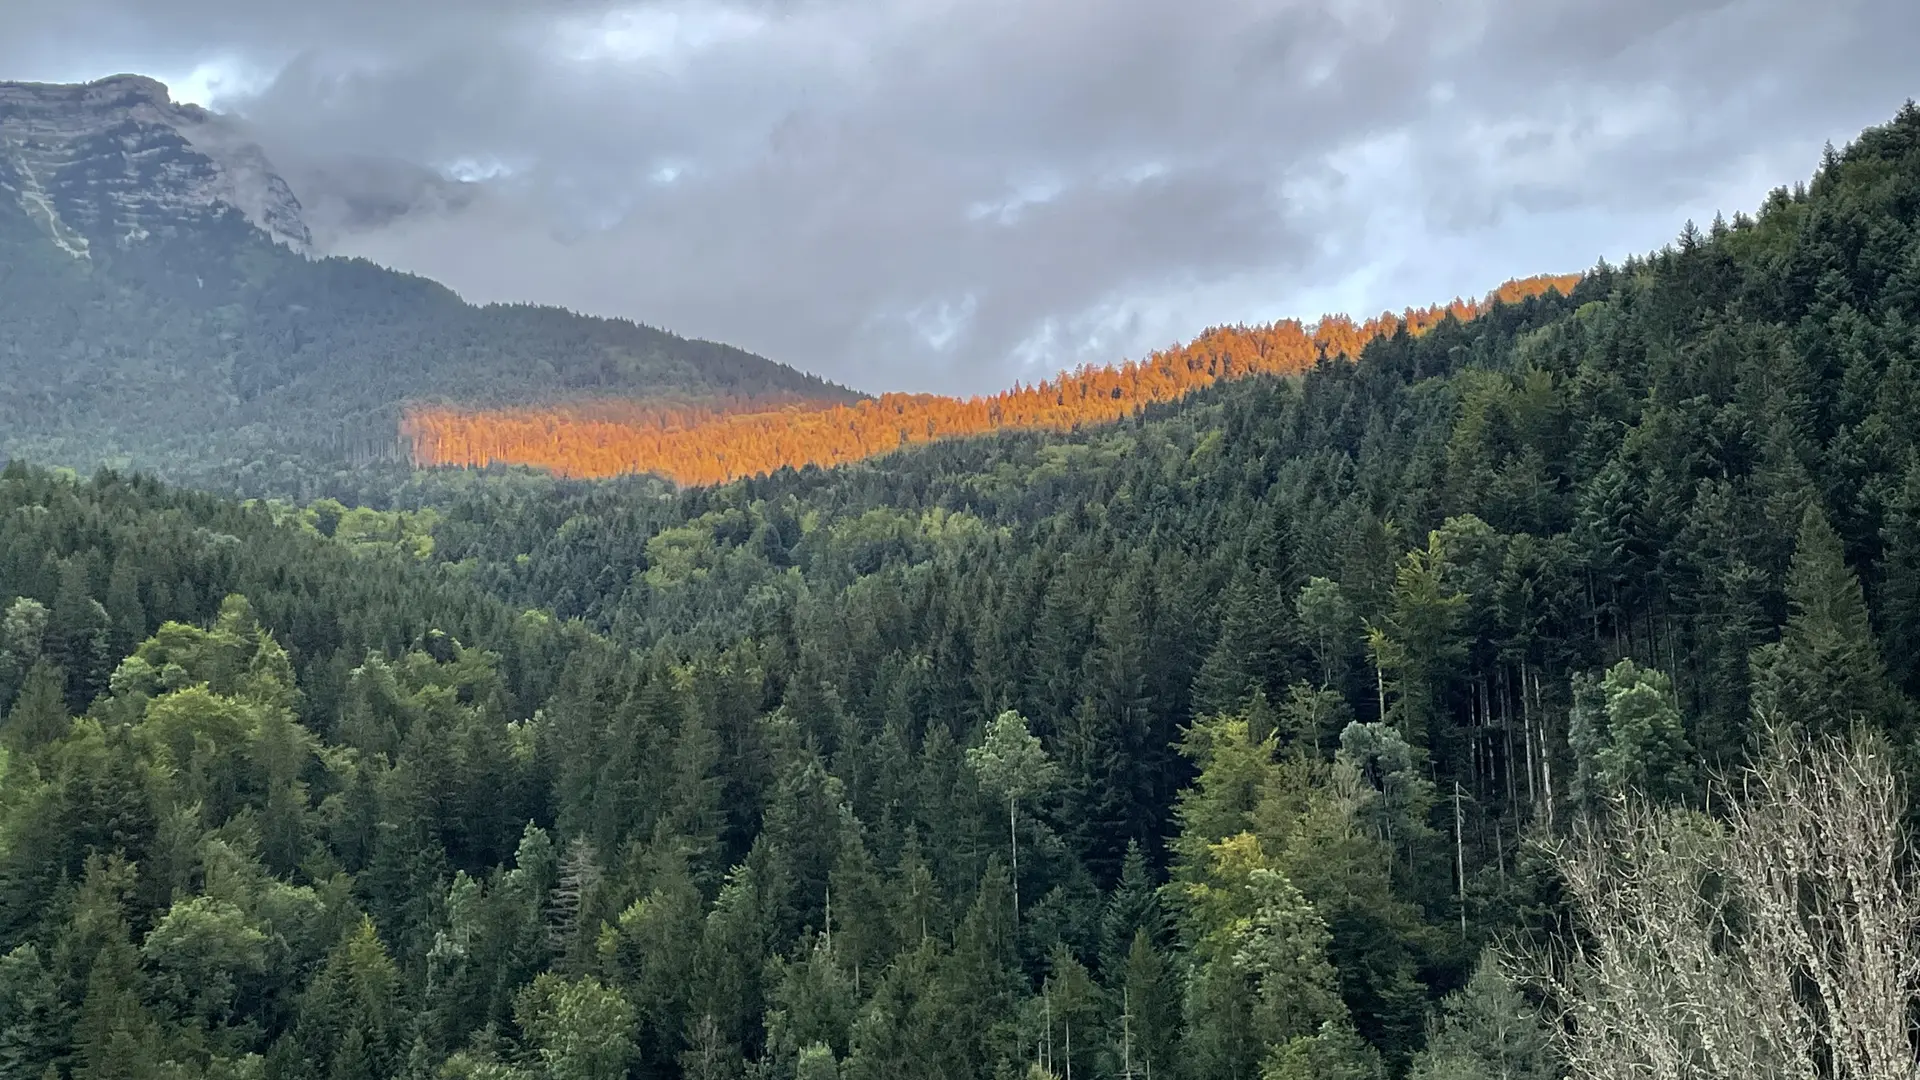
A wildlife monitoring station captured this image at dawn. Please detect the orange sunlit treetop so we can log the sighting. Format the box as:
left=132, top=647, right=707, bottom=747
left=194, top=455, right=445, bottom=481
left=402, top=273, right=1582, bottom=487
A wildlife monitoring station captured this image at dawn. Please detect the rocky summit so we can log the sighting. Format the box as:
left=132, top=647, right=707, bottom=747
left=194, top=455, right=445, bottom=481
left=0, top=73, right=311, bottom=256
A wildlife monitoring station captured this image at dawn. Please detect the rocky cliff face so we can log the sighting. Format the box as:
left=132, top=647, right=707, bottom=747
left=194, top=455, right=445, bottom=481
left=0, top=74, right=312, bottom=257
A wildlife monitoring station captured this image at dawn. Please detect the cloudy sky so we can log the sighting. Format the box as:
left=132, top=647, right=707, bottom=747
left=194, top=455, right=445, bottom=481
left=5, top=0, right=1917, bottom=394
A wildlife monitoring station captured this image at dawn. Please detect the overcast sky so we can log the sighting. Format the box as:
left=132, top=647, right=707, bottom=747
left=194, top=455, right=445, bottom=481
left=6, top=0, right=1917, bottom=394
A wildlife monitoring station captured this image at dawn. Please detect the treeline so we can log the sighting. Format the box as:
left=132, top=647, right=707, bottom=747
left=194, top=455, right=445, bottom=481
left=402, top=275, right=1582, bottom=485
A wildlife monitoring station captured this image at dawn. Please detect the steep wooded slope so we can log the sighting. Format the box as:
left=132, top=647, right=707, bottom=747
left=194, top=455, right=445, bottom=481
left=404, top=275, right=1579, bottom=485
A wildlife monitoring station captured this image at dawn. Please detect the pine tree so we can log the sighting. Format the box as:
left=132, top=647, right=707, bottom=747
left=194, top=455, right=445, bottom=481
left=66, top=859, right=164, bottom=1080
left=1191, top=569, right=1287, bottom=720
left=889, top=830, right=941, bottom=949
left=3, top=662, right=70, bottom=751
left=1099, top=842, right=1163, bottom=978
left=0, top=945, right=68, bottom=1080
left=1368, top=534, right=1468, bottom=750
left=1264, top=1021, right=1386, bottom=1080
left=764, top=934, right=857, bottom=1068
left=1407, top=950, right=1554, bottom=1080
left=1877, top=452, right=1920, bottom=694
left=664, top=699, right=728, bottom=892
left=1752, top=503, right=1895, bottom=733
left=762, top=753, right=852, bottom=939
left=102, top=555, right=145, bottom=661
left=1064, top=576, right=1161, bottom=883
left=47, top=558, right=111, bottom=714
left=604, top=842, right=703, bottom=1079
left=293, top=918, right=405, bottom=1080
left=1116, top=930, right=1179, bottom=1080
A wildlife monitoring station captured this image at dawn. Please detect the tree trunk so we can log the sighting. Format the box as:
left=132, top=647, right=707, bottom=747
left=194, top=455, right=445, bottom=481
left=1010, top=793, right=1020, bottom=926
left=1535, top=667, right=1555, bottom=826
left=1455, top=780, right=1468, bottom=936
left=1521, top=659, right=1537, bottom=815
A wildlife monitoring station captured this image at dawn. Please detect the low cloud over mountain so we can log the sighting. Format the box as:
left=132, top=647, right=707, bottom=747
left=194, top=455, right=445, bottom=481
left=6, top=0, right=1915, bottom=392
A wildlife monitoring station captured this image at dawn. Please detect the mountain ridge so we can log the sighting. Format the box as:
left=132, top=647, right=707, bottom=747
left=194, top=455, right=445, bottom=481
left=0, top=73, right=859, bottom=498
left=404, top=273, right=1583, bottom=485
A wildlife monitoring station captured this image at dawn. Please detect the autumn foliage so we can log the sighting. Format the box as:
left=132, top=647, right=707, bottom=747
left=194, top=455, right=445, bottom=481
left=403, top=274, right=1582, bottom=486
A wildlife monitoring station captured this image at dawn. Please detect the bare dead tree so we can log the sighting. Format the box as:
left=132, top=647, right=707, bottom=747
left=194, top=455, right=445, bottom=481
left=1525, top=723, right=1920, bottom=1080
left=546, top=836, right=602, bottom=962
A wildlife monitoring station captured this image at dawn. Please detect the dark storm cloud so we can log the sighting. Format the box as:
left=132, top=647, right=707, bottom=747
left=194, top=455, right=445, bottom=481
left=7, top=0, right=1917, bottom=393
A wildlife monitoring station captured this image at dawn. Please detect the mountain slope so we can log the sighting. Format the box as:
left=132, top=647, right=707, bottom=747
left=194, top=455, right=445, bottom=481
left=0, top=75, right=856, bottom=496
left=404, top=274, right=1580, bottom=485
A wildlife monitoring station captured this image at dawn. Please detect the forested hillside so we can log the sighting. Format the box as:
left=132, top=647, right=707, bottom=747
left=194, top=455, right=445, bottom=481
left=0, top=183, right=854, bottom=497
left=5, top=103, right=1920, bottom=1080
left=402, top=275, right=1579, bottom=486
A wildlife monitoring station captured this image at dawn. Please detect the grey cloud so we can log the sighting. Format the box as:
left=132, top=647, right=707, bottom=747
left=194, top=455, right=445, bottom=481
left=7, top=0, right=1918, bottom=393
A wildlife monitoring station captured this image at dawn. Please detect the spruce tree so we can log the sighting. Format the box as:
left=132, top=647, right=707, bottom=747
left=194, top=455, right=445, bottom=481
left=1753, top=503, right=1894, bottom=733
left=3, top=662, right=70, bottom=751
left=1408, top=950, right=1555, bottom=1080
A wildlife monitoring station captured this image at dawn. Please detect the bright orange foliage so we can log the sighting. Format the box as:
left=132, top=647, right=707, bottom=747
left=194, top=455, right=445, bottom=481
left=403, top=274, right=1582, bottom=486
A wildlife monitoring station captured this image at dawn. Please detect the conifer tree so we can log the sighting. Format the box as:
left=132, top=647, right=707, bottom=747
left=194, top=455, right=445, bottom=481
left=3, top=661, right=70, bottom=751
left=1752, top=503, right=1894, bottom=733
left=1407, top=950, right=1554, bottom=1080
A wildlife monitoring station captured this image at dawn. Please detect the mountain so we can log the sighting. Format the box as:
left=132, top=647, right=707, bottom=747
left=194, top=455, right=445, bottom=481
left=2, top=101, right=1920, bottom=1080
left=0, top=75, right=856, bottom=497
left=0, top=73, right=312, bottom=254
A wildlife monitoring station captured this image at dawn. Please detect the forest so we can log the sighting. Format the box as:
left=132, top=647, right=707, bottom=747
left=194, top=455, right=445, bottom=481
left=6, top=103, right=1920, bottom=1080
left=401, top=275, right=1581, bottom=486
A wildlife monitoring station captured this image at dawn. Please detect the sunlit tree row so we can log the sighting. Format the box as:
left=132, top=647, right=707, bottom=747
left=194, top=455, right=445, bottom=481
left=404, top=275, right=1581, bottom=484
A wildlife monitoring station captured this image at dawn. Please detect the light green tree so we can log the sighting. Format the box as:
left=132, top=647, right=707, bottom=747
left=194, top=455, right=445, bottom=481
left=140, top=895, right=268, bottom=1026
left=514, top=973, right=636, bottom=1080
left=0, top=597, right=48, bottom=712
left=1569, top=659, right=1693, bottom=806
left=1178, top=833, right=1359, bottom=1080
left=966, top=710, right=1059, bottom=923
left=1366, top=530, right=1468, bottom=748
left=1296, top=577, right=1358, bottom=690
left=795, top=1042, right=840, bottom=1080
left=1232, top=869, right=1348, bottom=1044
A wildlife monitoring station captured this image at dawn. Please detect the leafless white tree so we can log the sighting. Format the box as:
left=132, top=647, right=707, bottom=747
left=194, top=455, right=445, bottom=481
left=1527, top=723, right=1920, bottom=1080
